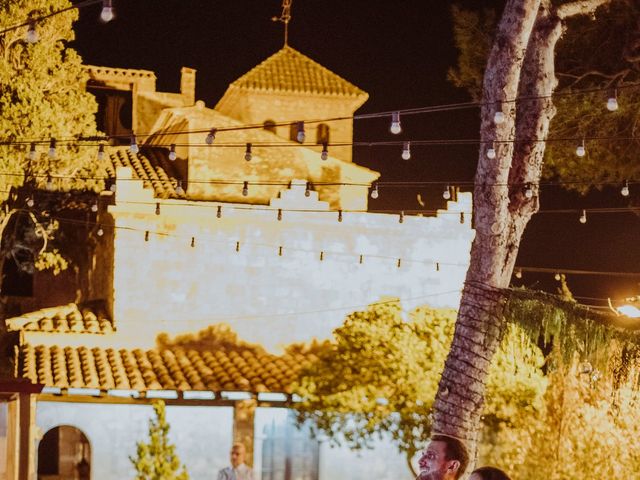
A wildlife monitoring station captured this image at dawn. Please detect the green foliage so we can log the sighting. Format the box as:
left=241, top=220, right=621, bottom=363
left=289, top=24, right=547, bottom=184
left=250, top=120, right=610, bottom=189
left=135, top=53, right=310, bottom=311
left=157, top=324, right=267, bottom=355
left=292, top=300, right=546, bottom=472
left=130, top=401, right=189, bottom=480
left=0, top=0, right=103, bottom=196
left=449, top=1, right=640, bottom=193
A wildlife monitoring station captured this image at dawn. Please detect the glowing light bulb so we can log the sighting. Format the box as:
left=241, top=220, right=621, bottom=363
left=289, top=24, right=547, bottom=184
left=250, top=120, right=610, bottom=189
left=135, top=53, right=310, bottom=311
left=486, top=143, right=496, bottom=159
left=554, top=272, right=561, bottom=281
left=205, top=128, right=216, bottom=144
left=606, top=96, right=619, bottom=112
left=28, top=143, right=37, bottom=161
left=579, top=209, right=587, bottom=224
left=389, top=111, right=402, bottom=134
left=524, top=184, right=533, bottom=199
left=169, top=144, right=176, bottom=161
left=97, top=143, right=105, bottom=161
left=175, top=180, right=185, bottom=196
left=321, top=142, right=328, bottom=160
left=26, top=22, right=38, bottom=44
left=130, top=135, right=139, bottom=154
left=242, top=181, right=249, bottom=197
left=401, top=141, right=411, bottom=160
left=244, top=143, right=252, bottom=161
left=109, top=183, right=116, bottom=193
left=100, top=0, right=114, bottom=22
left=443, top=185, right=451, bottom=200
left=296, top=122, right=305, bottom=143
left=621, top=181, right=630, bottom=197
left=371, top=183, right=379, bottom=199
left=48, top=138, right=56, bottom=159
left=576, top=141, right=586, bottom=157
left=26, top=197, right=34, bottom=208
left=515, top=268, right=522, bottom=279
left=97, top=226, right=104, bottom=237
left=46, top=174, right=54, bottom=191
left=91, top=201, right=98, bottom=213
left=493, top=111, right=505, bottom=125
left=305, top=181, right=311, bottom=197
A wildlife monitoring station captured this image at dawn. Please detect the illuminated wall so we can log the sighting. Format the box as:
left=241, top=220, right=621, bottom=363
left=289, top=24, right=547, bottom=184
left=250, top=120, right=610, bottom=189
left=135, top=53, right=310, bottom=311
left=98, top=167, right=474, bottom=351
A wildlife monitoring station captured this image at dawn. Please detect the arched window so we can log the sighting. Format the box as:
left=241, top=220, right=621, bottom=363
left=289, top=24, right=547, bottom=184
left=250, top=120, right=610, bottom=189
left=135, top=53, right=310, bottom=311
left=38, top=425, right=91, bottom=480
left=263, top=120, right=277, bottom=133
left=316, top=124, right=330, bottom=145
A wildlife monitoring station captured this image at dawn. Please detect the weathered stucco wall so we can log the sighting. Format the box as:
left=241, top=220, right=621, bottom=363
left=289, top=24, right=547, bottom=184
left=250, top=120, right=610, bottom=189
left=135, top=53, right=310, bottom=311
left=96, top=168, right=474, bottom=351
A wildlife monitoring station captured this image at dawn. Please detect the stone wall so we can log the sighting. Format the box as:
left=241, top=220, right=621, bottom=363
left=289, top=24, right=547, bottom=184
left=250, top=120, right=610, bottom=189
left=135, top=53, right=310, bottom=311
left=99, top=168, right=474, bottom=351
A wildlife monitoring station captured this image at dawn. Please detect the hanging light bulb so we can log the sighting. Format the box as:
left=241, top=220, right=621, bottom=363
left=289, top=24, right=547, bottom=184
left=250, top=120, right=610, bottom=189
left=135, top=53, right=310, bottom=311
left=175, top=180, right=185, bottom=196
left=190, top=237, right=195, bottom=248
left=26, top=22, right=38, bottom=44
left=97, top=143, right=105, bottom=161
left=443, top=185, right=451, bottom=200
left=515, top=268, right=523, bottom=279
left=305, top=181, right=311, bottom=197
left=493, top=110, right=505, bottom=125
left=130, top=135, right=139, bottom=154
left=321, top=142, right=329, bottom=160
left=621, top=180, right=630, bottom=197
left=486, top=142, right=496, bottom=159
left=244, top=143, right=252, bottom=161
left=169, top=144, right=177, bottom=161
left=205, top=128, right=217, bottom=145
left=97, top=226, right=104, bottom=237
left=579, top=209, right=587, bottom=224
left=242, top=181, right=249, bottom=197
left=26, top=197, right=34, bottom=208
left=399, top=211, right=404, bottom=223
left=216, top=206, right=222, bottom=218
left=109, top=182, right=116, bottom=193
left=554, top=272, right=561, bottom=281
left=46, top=174, right=54, bottom=191
left=296, top=122, right=305, bottom=143
left=28, top=142, right=37, bottom=161
left=370, top=183, right=379, bottom=199
left=155, top=202, right=161, bottom=215
left=48, top=138, right=56, bottom=159
left=606, top=91, right=619, bottom=112
left=100, top=0, right=114, bottom=22
left=575, top=139, right=586, bottom=157
left=338, top=210, right=343, bottom=222
left=401, top=141, right=411, bottom=160
left=91, top=201, right=99, bottom=213
left=524, top=183, right=533, bottom=199
left=277, top=209, right=282, bottom=221
left=389, top=111, right=402, bottom=134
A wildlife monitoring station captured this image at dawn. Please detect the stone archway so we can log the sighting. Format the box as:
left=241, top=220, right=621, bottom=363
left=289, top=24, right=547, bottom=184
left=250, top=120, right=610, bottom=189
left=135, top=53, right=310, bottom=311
left=38, top=425, right=91, bottom=480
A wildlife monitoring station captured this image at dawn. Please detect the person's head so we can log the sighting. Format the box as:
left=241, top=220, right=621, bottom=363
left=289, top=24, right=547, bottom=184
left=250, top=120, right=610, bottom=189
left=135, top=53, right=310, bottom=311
left=469, top=466, right=511, bottom=480
left=230, top=443, right=246, bottom=468
left=418, top=434, right=469, bottom=480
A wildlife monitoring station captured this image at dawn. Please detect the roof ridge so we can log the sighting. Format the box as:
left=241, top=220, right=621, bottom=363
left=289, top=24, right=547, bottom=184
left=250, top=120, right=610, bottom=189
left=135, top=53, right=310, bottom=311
left=230, top=46, right=366, bottom=97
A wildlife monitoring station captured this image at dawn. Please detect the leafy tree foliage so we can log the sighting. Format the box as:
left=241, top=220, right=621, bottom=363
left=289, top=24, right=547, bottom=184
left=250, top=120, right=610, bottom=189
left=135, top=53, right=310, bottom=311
left=130, top=400, right=189, bottom=480
left=449, top=0, right=640, bottom=194
left=291, top=300, right=546, bottom=475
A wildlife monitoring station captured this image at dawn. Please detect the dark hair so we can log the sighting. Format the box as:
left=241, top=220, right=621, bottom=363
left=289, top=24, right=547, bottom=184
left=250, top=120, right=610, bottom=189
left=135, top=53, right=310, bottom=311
left=430, top=434, right=469, bottom=480
left=471, top=466, right=512, bottom=480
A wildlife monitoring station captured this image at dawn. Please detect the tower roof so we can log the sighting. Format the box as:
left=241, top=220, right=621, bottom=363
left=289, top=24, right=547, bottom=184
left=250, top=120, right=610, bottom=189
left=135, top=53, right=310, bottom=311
left=230, top=46, right=366, bottom=97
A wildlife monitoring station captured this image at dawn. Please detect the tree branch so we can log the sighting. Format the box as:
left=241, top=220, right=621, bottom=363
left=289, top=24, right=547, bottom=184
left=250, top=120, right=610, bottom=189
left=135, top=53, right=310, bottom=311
left=556, top=0, right=612, bottom=20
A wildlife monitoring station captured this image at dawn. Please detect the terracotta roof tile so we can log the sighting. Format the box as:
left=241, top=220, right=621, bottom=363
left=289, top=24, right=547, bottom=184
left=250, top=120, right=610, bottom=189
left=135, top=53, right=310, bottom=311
left=6, top=303, right=114, bottom=335
left=19, top=343, right=313, bottom=395
left=232, top=46, right=366, bottom=97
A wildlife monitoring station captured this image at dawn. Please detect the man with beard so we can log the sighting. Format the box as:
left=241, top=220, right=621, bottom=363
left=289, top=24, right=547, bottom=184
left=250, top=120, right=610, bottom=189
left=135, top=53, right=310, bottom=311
left=418, top=434, right=469, bottom=480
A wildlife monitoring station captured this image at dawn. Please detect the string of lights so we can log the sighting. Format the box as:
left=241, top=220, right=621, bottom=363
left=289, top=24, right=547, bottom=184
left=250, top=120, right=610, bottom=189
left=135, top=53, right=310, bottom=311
left=12, top=210, right=640, bottom=285
left=0, top=0, right=112, bottom=39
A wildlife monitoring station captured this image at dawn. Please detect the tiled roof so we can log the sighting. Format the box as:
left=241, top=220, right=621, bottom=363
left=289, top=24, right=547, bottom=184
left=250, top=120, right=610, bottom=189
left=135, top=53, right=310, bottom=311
left=231, top=46, right=366, bottom=97
left=106, top=147, right=184, bottom=199
left=6, top=303, right=113, bottom=335
left=19, top=344, right=314, bottom=393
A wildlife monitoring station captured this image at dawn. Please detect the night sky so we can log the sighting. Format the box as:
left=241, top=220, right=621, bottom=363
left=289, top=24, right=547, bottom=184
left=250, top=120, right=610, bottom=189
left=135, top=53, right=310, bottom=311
left=71, top=0, right=640, bottom=307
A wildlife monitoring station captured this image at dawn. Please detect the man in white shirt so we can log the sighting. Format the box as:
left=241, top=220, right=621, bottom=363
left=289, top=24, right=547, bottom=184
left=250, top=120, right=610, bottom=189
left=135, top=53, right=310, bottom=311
left=217, top=443, right=254, bottom=480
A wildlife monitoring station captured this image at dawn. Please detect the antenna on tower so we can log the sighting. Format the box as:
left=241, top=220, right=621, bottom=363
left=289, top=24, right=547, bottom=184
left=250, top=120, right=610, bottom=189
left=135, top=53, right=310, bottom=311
left=271, top=0, right=292, bottom=46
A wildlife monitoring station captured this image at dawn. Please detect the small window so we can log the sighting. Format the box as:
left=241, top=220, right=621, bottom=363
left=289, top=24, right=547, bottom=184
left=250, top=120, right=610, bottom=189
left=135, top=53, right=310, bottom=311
left=263, top=120, right=277, bottom=133
left=316, top=124, right=330, bottom=145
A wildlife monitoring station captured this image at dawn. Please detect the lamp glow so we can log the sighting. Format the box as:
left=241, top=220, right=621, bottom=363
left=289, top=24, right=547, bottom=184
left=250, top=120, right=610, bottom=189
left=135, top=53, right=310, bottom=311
left=175, top=180, right=184, bottom=196
left=321, top=142, right=328, bottom=160
left=486, top=143, right=496, bottom=159
left=524, top=184, right=533, bottom=199
left=371, top=183, right=379, bottom=199
left=205, top=128, right=216, bottom=144
left=579, top=209, right=587, bottom=224
left=389, top=112, right=402, bottom=134
left=443, top=185, right=451, bottom=200
left=100, top=0, right=114, bottom=22
left=296, top=122, right=305, bottom=143
left=607, top=96, right=619, bottom=112
left=493, top=111, right=505, bottom=125
left=26, top=22, right=38, bottom=44
left=48, top=138, right=56, bottom=159
left=401, top=141, right=411, bottom=160
left=576, top=141, right=586, bottom=157
left=621, top=181, right=630, bottom=197
left=97, top=143, right=105, bottom=161
left=130, top=135, right=139, bottom=154
left=169, top=144, right=176, bottom=161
